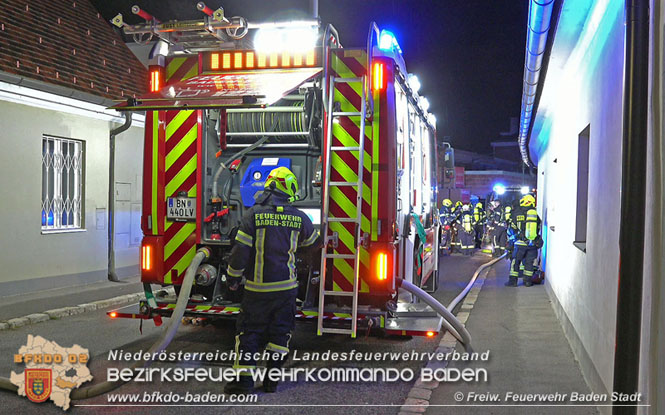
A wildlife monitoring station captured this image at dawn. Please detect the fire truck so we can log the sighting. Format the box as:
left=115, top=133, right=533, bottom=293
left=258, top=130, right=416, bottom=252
left=108, top=3, right=442, bottom=338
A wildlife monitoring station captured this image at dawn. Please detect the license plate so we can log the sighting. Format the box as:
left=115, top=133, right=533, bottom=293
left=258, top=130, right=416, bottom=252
left=167, top=197, right=196, bottom=221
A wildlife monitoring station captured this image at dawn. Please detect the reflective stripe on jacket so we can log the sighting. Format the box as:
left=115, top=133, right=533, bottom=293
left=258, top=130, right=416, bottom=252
left=227, top=192, right=318, bottom=293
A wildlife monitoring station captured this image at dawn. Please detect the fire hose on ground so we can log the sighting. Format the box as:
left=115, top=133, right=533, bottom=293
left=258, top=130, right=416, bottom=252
left=0, top=247, right=211, bottom=400
left=0, top=249, right=506, bottom=398
left=398, top=252, right=507, bottom=354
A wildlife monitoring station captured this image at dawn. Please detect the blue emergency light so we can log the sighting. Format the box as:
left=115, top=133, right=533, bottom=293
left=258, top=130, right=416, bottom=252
left=378, top=30, right=402, bottom=54
left=493, top=184, right=506, bottom=195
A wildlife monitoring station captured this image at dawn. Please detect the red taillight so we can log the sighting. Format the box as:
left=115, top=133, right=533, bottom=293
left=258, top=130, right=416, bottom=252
left=109, top=312, right=118, bottom=318
left=372, top=62, right=385, bottom=92
left=376, top=252, right=388, bottom=280
left=149, top=66, right=163, bottom=93
left=426, top=331, right=435, bottom=337
left=141, top=245, right=152, bottom=271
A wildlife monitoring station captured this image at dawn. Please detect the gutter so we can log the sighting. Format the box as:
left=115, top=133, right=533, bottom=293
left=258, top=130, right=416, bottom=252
left=108, top=112, right=132, bottom=282
left=613, top=1, right=649, bottom=412
left=517, top=0, right=559, bottom=167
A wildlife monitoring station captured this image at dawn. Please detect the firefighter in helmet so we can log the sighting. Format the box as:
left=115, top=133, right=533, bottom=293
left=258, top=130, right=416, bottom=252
left=439, top=199, right=454, bottom=253
left=472, top=201, right=485, bottom=248
left=506, top=194, right=542, bottom=287
left=450, top=201, right=463, bottom=253
left=440, top=199, right=453, bottom=224
left=458, top=203, right=475, bottom=256
left=488, top=200, right=509, bottom=257
left=225, top=167, right=319, bottom=394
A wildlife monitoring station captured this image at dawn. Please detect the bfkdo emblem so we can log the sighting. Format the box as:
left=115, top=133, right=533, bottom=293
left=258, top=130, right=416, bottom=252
left=25, top=369, right=52, bottom=403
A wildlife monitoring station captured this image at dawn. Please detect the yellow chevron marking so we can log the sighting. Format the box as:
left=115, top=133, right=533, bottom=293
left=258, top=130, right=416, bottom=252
left=165, top=155, right=197, bottom=198
left=166, top=110, right=195, bottom=140
left=332, top=122, right=372, bottom=173
left=331, top=54, right=363, bottom=97
left=166, top=58, right=187, bottom=81
left=330, top=188, right=370, bottom=234
left=165, top=124, right=197, bottom=170
left=164, top=222, right=196, bottom=260
left=183, top=63, right=199, bottom=80
left=164, top=244, right=196, bottom=284
left=188, top=183, right=197, bottom=197
left=330, top=153, right=371, bottom=205
left=195, top=305, right=212, bottom=310
left=329, top=219, right=369, bottom=267
left=331, top=251, right=369, bottom=293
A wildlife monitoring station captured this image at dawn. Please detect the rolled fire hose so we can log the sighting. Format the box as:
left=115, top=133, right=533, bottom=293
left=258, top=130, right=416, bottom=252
left=0, top=247, right=210, bottom=400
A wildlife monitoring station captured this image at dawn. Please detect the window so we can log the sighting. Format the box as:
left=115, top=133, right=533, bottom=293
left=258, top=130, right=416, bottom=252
left=41, top=136, right=84, bottom=231
left=574, top=125, right=590, bottom=252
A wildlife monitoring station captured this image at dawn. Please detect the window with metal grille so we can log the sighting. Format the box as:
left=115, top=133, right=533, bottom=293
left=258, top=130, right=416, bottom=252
left=41, top=136, right=84, bottom=231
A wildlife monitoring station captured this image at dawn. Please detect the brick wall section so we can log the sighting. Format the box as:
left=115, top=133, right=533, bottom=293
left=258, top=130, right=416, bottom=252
left=0, top=0, right=146, bottom=100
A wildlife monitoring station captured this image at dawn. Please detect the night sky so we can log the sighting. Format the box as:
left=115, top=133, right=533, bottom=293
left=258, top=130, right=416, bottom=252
left=90, top=0, right=527, bottom=154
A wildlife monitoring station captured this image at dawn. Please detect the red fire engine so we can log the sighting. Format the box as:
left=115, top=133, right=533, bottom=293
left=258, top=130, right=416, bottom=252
left=108, top=3, right=441, bottom=338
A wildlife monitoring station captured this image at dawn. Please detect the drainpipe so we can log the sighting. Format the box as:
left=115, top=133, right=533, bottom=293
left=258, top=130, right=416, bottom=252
left=613, top=1, right=649, bottom=414
left=518, top=0, right=555, bottom=167
left=108, top=112, right=132, bottom=282
left=311, top=0, right=318, bottom=19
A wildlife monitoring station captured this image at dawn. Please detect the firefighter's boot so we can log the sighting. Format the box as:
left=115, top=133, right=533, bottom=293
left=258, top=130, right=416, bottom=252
left=524, top=275, right=533, bottom=287
left=263, top=353, right=288, bottom=393
left=224, top=376, right=253, bottom=395
left=504, top=277, right=517, bottom=287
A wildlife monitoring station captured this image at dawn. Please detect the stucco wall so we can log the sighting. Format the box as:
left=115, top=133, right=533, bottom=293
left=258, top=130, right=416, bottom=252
left=534, top=3, right=624, bottom=396
left=0, top=99, right=143, bottom=294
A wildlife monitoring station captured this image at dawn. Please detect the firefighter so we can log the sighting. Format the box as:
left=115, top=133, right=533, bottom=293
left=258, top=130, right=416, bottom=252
left=487, top=200, right=505, bottom=257
left=224, top=167, right=319, bottom=394
left=439, top=199, right=453, bottom=254
left=504, top=204, right=514, bottom=256
left=450, top=201, right=463, bottom=253
left=505, top=194, right=542, bottom=287
left=458, top=203, right=475, bottom=256
left=473, top=201, right=485, bottom=248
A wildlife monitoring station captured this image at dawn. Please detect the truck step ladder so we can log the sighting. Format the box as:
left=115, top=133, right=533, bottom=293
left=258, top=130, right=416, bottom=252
left=317, top=74, right=368, bottom=338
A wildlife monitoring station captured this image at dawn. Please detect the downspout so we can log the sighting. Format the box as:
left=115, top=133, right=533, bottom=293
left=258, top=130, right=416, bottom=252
left=518, top=0, right=555, bottom=167
left=108, top=112, right=132, bottom=282
left=613, top=1, right=649, bottom=413
left=310, top=0, right=318, bottom=19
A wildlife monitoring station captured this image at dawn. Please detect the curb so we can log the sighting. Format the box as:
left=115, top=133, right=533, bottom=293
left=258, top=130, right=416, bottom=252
left=398, top=264, right=492, bottom=415
left=0, top=292, right=145, bottom=331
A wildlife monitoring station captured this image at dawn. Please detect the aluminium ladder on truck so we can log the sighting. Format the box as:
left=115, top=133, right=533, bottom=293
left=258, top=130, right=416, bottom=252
left=317, top=71, right=369, bottom=338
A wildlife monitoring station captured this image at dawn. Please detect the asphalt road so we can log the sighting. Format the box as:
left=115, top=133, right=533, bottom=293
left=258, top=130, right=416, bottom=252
left=0, top=253, right=493, bottom=415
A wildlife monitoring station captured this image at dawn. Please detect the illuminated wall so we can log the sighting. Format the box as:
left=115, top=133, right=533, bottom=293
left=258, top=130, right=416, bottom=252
left=528, top=0, right=624, bottom=405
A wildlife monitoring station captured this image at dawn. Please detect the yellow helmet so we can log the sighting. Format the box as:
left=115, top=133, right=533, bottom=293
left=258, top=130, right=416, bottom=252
left=520, top=194, right=536, bottom=207
left=455, top=201, right=462, bottom=208
left=442, top=199, right=452, bottom=208
left=475, top=202, right=482, bottom=208
left=264, top=167, right=299, bottom=199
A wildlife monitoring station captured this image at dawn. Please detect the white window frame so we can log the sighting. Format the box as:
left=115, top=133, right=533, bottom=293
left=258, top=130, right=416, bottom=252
left=41, top=135, right=85, bottom=232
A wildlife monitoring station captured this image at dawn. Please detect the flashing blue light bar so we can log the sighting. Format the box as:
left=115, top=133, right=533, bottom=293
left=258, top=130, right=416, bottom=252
left=493, top=184, right=506, bottom=195
left=378, top=30, right=402, bottom=54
